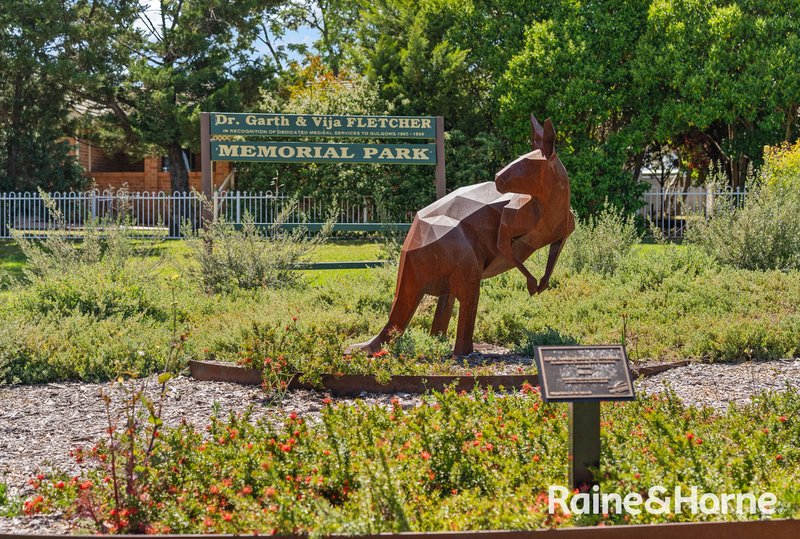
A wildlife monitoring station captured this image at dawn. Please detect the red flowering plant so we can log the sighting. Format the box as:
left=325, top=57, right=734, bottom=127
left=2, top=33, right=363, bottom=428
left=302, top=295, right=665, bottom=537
left=32, top=386, right=800, bottom=533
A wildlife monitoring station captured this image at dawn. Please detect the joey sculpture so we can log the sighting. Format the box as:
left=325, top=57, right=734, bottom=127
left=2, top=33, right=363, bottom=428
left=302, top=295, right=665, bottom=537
left=347, top=115, right=575, bottom=356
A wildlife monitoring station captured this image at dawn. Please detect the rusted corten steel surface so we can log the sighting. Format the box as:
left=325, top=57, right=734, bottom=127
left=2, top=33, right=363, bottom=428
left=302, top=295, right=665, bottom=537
left=188, top=359, right=688, bottom=395
left=188, top=360, right=538, bottom=395
left=1, top=518, right=798, bottom=539
left=347, top=115, right=575, bottom=357
left=630, top=360, right=689, bottom=378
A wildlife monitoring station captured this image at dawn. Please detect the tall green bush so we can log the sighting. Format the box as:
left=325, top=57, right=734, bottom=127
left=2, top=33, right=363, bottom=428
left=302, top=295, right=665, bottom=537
left=11, top=190, right=166, bottom=321
left=561, top=202, right=640, bottom=276
left=183, top=204, right=332, bottom=294
left=688, top=148, right=800, bottom=271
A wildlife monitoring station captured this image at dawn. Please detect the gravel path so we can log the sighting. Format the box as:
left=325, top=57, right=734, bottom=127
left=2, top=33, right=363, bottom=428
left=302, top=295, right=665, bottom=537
left=636, top=359, right=800, bottom=411
left=2, top=358, right=799, bottom=534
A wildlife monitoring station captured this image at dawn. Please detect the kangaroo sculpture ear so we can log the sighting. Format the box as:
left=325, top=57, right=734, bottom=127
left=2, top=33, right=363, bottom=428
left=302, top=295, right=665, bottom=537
left=542, top=118, right=556, bottom=158
left=530, top=114, right=544, bottom=150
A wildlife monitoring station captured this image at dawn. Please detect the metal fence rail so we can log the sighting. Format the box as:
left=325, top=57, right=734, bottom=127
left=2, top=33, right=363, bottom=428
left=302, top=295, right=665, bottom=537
left=0, top=188, right=748, bottom=240
left=637, top=188, right=747, bottom=239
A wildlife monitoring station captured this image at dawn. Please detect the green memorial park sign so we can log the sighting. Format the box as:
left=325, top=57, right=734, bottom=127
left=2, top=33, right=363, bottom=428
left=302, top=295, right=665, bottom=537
left=200, top=112, right=446, bottom=198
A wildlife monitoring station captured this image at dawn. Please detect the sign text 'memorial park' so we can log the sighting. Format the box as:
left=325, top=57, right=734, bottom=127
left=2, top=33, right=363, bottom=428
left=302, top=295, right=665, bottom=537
left=211, top=113, right=436, bottom=139
left=211, top=141, right=436, bottom=165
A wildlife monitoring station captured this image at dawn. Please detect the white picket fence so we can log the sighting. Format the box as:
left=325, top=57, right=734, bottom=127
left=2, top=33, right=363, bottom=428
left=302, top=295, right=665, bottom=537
left=0, top=190, right=382, bottom=239
left=0, top=188, right=747, bottom=240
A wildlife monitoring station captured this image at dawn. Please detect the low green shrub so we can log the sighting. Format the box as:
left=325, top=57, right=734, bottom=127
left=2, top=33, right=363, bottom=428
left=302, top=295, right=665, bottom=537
left=617, top=244, right=716, bottom=292
left=30, top=387, right=800, bottom=533
left=687, top=184, right=800, bottom=271
left=210, top=319, right=465, bottom=388
left=14, top=265, right=167, bottom=321
left=387, top=327, right=453, bottom=362
left=0, top=313, right=172, bottom=384
left=183, top=207, right=332, bottom=294
left=10, top=190, right=166, bottom=321
left=0, top=480, right=19, bottom=517
left=562, top=202, right=640, bottom=276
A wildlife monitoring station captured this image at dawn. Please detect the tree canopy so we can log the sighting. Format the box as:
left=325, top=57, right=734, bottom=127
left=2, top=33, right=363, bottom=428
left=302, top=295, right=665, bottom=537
left=0, top=0, right=797, bottom=217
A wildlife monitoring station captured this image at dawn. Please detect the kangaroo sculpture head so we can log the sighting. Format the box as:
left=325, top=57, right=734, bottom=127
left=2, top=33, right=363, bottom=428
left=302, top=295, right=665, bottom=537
left=495, top=115, right=568, bottom=195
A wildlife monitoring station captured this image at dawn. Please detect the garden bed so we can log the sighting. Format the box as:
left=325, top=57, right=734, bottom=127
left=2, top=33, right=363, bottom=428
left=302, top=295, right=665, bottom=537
left=3, top=361, right=800, bottom=535
left=187, top=358, right=690, bottom=395
left=188, top=359, right=539, bottom=395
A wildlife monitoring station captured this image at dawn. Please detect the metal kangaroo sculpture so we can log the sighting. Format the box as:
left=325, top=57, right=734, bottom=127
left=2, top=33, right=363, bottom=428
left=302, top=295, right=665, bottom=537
left=347, top=115, right=575, bottom=357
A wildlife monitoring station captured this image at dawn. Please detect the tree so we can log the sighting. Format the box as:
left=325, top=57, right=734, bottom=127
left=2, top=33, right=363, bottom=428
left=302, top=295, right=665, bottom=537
left=0, top=1, right=91, bottom=191
left=354, top=0, right=475, bottom=132
left=71, top=1, right=276, bottom=231
left=83, top=0, right=271, bottom=193
left=635, top=0, right=800, bottom=189
left=278, top=0, right=359, bottom=77
left=498, top=0, right=651, bottom=217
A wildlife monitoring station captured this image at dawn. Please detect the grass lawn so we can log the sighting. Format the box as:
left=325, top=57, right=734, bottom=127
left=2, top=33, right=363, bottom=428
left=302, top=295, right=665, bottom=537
left=0, top=241, right=26, bottom=281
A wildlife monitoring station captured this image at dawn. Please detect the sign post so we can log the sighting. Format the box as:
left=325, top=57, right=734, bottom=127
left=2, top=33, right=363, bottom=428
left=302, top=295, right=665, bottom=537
left=534, top=345, right=635, bottom=488
left=200, top=112, right=212, bottom=199
left=435, top=116, right=445, bottom=199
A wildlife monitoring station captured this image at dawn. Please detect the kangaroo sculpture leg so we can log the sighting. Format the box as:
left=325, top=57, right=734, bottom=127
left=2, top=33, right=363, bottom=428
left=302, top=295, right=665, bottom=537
left=345, top=279, right=424, bottom=355
left=450, top=257, right=482, bottom=356
left=431, top=294, right=455, bottom=336
left=453, top=282, right=480, bottom=356
left=537, top=236, right=568, bottom=293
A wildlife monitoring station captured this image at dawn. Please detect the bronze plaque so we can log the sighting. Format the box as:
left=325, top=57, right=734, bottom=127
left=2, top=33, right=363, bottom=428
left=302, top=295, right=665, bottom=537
left=534, top=345, right=635, bottom=402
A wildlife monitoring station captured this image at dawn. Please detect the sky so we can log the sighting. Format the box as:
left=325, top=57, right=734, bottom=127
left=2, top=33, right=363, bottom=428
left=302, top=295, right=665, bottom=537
left=137, top=1, right=320, bottom=65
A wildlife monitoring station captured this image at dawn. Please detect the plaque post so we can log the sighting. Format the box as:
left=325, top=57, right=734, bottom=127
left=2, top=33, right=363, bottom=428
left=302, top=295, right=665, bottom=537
left=569, top=401, right=601, bottom=489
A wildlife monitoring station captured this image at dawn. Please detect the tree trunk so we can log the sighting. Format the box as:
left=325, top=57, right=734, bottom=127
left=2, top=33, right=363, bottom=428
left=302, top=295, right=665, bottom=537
left=5, top=73, right=23, bottom=189
left=168, top=144, right=191, bottom=236
left=785, top=104, right=797, bottom=142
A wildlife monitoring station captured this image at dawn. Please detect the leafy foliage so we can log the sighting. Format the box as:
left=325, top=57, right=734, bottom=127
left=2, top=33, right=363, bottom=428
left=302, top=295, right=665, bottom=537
left=10, top=190, right=166, bottom=321
left=30, top=387, right=800, bottom=532
left=0, top=0, right=96, bottom=191
left=561, top=203, right=641, bottom=276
